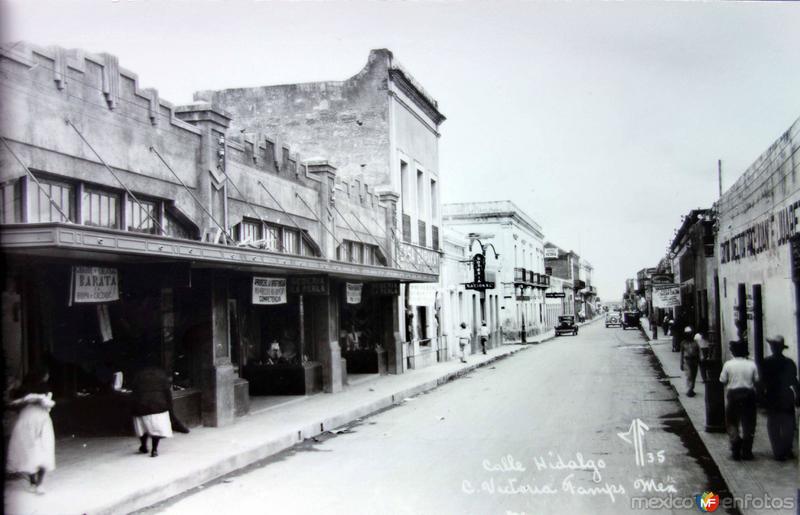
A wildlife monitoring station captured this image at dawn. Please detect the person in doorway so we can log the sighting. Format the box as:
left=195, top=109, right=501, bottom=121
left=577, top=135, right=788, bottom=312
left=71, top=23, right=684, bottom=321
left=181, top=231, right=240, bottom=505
left=760, top=335, right=799, bottom=461
left=479, top=321, right=489, bottom=355
left=131, top=363, right=174, bottom=458
left=6, top=368, right=56, bottom=494
left=679, top=326, right=700, bottom=397
left=457, top=322, right=471, bottom=364
left=695, top=332, right=712, bottom=382
left=345, top=324, right=360, bottom=351
left=720, top=341, right=759, bottom=461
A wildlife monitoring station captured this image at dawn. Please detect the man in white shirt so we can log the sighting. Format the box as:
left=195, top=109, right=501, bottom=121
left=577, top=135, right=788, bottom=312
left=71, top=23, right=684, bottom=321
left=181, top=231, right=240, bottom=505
left=479, top=322, right=490, bottom=355
left=457, top=322, right=471, bottom=364
left=719, top=340, right=759, bottom=461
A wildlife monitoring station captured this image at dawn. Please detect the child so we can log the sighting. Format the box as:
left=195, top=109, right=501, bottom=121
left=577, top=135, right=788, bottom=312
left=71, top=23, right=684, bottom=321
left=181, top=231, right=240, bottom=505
left=6, top=368, right=56, bottom=494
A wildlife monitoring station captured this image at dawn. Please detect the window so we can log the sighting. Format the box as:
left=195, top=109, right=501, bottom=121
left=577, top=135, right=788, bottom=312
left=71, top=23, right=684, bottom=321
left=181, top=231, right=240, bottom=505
left=164, top=210, right=193, bottom=240
left=283, top=228, right=298, bottom=254
left=28, top=178, right=73, bottom=223
left=82, top=188, right=118, bottom=228
left=1, top=180, right=22, bottom=224
left=239, top=219, right=262, bottom=242
left=264, top=224, right=280, bottom=251
left=430, top=179, right=438, bottom=219
left=301, top=236, right=315, bottom=257
left=350, top=242, right=362, bottom=263
left=416, top=169, right=425, bottom=219
left=400, top=160, right=410, bottom=214
left=126, top=196, right=157, bottom=234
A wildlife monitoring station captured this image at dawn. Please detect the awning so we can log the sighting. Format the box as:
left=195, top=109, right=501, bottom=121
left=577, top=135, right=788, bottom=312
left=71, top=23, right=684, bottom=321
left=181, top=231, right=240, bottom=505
left=0, top=223, right=438, bottom=283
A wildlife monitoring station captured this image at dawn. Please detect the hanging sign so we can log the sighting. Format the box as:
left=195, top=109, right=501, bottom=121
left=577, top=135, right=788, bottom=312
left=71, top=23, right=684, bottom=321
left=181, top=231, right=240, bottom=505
left=464, top=281, right=495, bottom=291
left=72, top=266, right=119, bottom=303
left=409, top=283, right=437, bottom=306
left=346, top=283, right=363, bottom=304
left=288, top=276, right=329, bottom=295
left=252, top=277, right=287, bottom=305
left=652, top=284, right=681, bottom=308
left=544, top=248, right=559, bottom=259
left=545, top=292, right=566, bottom=298
left=472, top=254, right=486, bottom=283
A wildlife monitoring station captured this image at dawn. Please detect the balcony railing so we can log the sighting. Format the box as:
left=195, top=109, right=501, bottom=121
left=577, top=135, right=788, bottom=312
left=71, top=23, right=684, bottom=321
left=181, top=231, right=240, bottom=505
left=418, top=220, right=426, bottom=248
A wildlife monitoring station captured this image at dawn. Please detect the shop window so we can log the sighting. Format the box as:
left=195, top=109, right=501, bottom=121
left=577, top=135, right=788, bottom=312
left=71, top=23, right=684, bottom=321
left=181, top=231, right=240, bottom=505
left=363, top=245, right=374, bottom=265
left=283, top=228, right=299, bottom=254
left=239, top=219, right=262, bottom=242
left=27, top=177, right=74, bottom=223
left=126, top=196, right=157, bottom=234
left=82, top=188, right=118, bottom=228
left=300, top=236, right=315, bottom=257
left=350, top=242, right=362, bottom=264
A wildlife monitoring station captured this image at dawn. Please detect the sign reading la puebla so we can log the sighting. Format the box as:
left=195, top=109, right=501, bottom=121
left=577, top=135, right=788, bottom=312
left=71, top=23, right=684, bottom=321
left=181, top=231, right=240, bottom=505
left=397, top=242, right=440, bottom=275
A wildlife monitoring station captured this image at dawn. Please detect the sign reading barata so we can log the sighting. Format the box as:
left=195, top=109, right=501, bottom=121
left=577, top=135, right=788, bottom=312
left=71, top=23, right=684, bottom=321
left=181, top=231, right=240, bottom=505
left=72, top=267, right=119, bottom=303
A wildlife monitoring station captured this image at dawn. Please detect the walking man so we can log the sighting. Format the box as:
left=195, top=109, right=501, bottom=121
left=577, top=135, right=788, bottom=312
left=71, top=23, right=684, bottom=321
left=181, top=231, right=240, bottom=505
left=457, top=322, right=471, bottom=364
left=761, top=335, right=799, bottom=461
left=695, top=332, right=711, bottom=382
left=720, top=341, right=759, bottom=461
left=679, top=326, right=700, bottom=397
left=479, top=321, right=489, bottom=355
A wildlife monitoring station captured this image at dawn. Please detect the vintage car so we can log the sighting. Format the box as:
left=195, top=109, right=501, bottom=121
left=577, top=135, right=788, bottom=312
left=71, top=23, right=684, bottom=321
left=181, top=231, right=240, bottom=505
left=605, top=312, right=621, bottom=328
left=621, top=311, right=641, bottom=330
left=555, top=315, right=578, bottom=336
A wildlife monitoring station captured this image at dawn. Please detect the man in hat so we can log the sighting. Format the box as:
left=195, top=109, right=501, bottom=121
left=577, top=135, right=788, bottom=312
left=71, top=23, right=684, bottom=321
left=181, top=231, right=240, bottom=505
left=679, top=326, right=700, bottom=397
left=720, top=340, right=759, bottom=460
left=760, top=335, right=799, bottom=460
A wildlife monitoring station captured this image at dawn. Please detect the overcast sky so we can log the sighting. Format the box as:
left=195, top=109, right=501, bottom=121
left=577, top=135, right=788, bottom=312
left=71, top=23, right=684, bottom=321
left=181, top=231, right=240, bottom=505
left=3, top=0, right=800, bottom=299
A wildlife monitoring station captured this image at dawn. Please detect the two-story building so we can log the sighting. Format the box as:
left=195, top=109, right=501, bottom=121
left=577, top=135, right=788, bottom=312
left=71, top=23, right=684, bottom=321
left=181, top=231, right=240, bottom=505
left=0, top=43, right=436, bottom=437
left=195, top=49, right=446, bottom=371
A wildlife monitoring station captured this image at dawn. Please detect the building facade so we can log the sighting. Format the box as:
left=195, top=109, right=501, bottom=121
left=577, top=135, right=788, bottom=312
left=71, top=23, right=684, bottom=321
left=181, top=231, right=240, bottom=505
left=0, top=43, right=436, bottom=436
left=195, top=49, right=446, bottom=369
left=443, top=201, right=549, bottom=343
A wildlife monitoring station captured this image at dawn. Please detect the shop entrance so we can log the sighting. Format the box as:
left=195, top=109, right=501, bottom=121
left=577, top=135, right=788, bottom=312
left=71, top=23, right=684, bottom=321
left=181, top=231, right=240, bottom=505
left=339, top=283, right=391, bottom=377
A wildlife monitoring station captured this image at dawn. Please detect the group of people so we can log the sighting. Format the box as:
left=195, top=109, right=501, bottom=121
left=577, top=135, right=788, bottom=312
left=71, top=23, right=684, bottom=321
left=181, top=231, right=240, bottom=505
left=5, top=361, right=184, bottom=495
left=677, top=327, right=799, bottom=462
left=456, top=321, right=490, bottom=363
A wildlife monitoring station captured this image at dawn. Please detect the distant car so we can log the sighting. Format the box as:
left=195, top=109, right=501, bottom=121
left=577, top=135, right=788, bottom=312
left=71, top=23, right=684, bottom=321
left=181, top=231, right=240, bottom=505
left=605, top=312, right=621, bottom=328
left=555, top=315, right=578, bottom=336
left=622, top=311, right=640, bottom=330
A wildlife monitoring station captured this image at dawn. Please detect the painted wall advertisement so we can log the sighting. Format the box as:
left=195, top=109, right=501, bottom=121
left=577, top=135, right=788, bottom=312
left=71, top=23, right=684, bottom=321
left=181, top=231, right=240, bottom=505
left=346, top=283, right=362, bottom=304
left=252, top=277, right=287, bottom=305
left=71, top=266, right=119, bottom=304
left=408, top=283, right=437, bottom=306
left=652, top=285, right=681, bottom=308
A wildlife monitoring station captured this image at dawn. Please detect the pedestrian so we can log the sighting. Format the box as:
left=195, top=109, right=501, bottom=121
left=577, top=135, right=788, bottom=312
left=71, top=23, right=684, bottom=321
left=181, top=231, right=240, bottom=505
left=131, top=361, right=174, bottom=457
left=479, top=321, right=489, bottom=355
left=662, top=314, right=670, bottom=336
left=6, top=367, right=56, bottom=494
left=760, top=335, right=799, bottom=461
left=679, top=326, right=700, bottom=397
left=695, top=332, right=711, bottom=382
left=719, top=340, right=759, bottom=461
left=457, top=322, right=471, bottom=364
left=671, top=318, right=681, bottom=352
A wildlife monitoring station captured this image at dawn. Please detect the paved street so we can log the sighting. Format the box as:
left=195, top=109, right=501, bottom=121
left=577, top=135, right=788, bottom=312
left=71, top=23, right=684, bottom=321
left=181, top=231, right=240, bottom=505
left=144, top=322, right=736, bottom=515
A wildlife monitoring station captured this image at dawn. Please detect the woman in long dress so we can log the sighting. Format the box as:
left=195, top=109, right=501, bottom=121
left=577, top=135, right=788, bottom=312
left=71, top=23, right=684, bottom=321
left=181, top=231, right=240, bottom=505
left=131, top=365, right=173, bottom=457
left=6, top=368, right=56, bottom=494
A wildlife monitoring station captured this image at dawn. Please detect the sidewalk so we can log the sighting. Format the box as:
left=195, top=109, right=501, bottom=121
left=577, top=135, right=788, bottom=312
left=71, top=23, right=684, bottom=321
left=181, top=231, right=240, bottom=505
left=640, top=319, right=797, bottom=515
left=4, top=345, right=528, bottom=515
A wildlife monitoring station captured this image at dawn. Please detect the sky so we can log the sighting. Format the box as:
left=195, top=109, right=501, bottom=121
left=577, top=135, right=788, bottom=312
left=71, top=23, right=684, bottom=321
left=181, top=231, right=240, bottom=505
left=3, top=0, right=800, bottom=300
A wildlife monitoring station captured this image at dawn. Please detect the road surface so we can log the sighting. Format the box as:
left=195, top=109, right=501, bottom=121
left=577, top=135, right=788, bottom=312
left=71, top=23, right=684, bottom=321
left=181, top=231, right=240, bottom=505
left=144, top=321, right=736, bottom=514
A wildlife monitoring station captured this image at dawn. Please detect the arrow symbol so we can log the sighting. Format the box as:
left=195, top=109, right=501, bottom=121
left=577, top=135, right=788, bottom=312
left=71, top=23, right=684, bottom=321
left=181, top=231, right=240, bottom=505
left=618, top=418, right=650, bottom=467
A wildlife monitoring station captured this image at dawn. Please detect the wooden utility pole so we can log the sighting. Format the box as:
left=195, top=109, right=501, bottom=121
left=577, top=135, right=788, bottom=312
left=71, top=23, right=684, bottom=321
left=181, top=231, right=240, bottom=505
left=718, top=159, right=723, bottom=198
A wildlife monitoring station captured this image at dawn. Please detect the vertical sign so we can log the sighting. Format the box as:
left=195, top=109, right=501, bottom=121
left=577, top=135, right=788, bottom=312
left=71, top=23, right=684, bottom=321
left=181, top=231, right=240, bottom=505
left=472, top=254, right=486, bottom=283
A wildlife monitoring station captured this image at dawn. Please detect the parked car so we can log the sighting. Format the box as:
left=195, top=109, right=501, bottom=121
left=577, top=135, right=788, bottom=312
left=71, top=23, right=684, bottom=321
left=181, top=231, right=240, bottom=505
left=621, top=311, right=640, bottom=330
left=605, top=312, right=621, bottom=328
left=555, top=315, right=578, bottom=336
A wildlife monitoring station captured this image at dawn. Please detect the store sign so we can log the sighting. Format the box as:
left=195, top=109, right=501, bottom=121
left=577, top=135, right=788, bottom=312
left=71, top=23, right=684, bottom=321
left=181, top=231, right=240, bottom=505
left=472, top=254, right=486, bottom=282
left=465, top=281, right=495, bottom=291
left=346, top=283, right=363, bottom=304
left=409, top=283, right=437, bottom=306
left=288, top=276, right=329, bottom=295
left=719, top=199, right=800, bottom=265
left=369, top=281, right=400, bottom=296
left=72, top=266, right=119, bottom=303
left=651, top=273, right=674, bottom=285
left=792, top=234, right=800, bottom=281
left=545, top=292, right=566, bottom=298
left=252, top=277, right=287, bottom=305
left=652, top=285, right=681, bottom=308
left=544, top=248, right=559, bottom=259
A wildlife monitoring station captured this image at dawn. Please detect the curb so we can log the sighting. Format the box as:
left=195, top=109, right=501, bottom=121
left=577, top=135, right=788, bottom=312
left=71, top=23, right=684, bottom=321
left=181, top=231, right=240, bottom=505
left=116, top=347, right=529, bottom=515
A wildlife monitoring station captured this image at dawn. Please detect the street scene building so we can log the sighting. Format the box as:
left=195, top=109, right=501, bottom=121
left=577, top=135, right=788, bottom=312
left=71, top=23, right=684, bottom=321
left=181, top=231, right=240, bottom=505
left=2, top=4, right=798, bottom=515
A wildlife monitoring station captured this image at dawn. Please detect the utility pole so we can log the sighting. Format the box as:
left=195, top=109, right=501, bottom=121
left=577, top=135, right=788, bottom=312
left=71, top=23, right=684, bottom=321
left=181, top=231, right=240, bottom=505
left=718, top=159, right=723, bottom=198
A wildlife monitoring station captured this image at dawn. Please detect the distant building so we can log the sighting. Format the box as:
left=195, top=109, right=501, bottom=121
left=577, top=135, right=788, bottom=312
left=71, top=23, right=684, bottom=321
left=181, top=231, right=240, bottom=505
left=444, top=201, right=548, bottom=343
